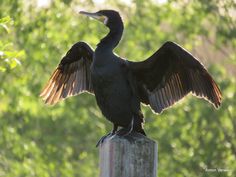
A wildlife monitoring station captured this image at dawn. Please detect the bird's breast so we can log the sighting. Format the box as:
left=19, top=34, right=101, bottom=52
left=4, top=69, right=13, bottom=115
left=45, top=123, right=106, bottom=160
left=90, top=57, right=134, bottom=125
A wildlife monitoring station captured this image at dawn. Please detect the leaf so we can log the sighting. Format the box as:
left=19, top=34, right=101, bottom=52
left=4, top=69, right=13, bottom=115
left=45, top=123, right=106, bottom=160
left=0, top=24, right=10, bottom=33
left=0, top=16, right=11, bottom=23
left=0, top=16, right=12, bottom=33
left=9, top=58, right=21, bottom=69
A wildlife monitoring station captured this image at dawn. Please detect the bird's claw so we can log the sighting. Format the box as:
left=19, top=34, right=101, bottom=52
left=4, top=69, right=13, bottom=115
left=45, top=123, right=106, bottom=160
left=96, top=132, right=114, bottom=147
left=115, top=117, right=134, bottom=136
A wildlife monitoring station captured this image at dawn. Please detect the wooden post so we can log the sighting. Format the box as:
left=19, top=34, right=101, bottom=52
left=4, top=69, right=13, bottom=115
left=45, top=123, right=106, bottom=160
left=99, top=132, right=158, bottom=177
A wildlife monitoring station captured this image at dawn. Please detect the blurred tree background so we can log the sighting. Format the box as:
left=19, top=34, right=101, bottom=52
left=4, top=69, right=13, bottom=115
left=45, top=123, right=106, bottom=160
left=0, top=0, right=235, bottom=176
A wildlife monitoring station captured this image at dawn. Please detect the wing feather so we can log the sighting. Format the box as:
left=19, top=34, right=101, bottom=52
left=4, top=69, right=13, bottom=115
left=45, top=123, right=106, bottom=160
left=128, top=41, right=222, bottom=113
left=40, top=42, right=94, bottom=105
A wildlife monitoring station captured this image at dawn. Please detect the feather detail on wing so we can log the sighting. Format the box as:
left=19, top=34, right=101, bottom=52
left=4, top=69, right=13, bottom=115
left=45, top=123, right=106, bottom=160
left=40, top=42, right=94, bottom=105
left=128, top=41, right=222, bottom=113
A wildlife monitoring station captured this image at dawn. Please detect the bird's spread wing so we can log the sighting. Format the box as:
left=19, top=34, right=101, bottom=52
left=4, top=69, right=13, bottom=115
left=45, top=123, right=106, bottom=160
left=40, top=42, right=94, bottom=105
left=128, top=41, right=222, bottom=113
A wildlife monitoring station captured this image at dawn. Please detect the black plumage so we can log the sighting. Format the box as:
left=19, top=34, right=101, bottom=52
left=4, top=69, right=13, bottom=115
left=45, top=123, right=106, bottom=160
left=40, top=10, right=222, bottom=145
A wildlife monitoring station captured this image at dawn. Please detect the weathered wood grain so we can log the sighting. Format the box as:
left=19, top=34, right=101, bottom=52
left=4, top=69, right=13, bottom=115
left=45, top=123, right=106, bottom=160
left=99, top=133, right=157, bottom=177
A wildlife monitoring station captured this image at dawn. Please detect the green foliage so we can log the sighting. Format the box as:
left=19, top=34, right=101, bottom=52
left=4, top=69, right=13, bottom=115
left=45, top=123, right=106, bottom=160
left=0, top=0, right=235, bottom=176
left=0, top=16, right=24, bottom=72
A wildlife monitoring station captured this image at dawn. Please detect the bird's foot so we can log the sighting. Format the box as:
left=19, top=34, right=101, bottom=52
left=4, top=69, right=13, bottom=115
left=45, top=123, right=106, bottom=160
left=116, top=117, right=134, bottom=136
left=96, top=132, right=114, bottom=147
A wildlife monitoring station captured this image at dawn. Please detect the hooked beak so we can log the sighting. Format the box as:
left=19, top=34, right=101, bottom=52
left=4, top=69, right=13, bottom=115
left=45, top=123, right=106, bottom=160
left=79, top=11, right=108, bottom=24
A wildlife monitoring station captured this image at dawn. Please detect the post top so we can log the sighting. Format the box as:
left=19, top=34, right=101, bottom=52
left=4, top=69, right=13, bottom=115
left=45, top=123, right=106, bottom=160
left=99, top=132, right=158, bottom=177
left=101, top=132, right=157, bottom=146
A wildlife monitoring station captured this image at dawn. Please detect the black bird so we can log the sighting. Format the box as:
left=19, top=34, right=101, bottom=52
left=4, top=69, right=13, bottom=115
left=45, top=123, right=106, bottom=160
left=40, top=10, right=222, bottom=145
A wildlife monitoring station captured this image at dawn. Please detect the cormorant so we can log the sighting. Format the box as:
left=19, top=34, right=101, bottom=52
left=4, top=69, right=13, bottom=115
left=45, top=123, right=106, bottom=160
left=40, top=10, right=222, bottom=146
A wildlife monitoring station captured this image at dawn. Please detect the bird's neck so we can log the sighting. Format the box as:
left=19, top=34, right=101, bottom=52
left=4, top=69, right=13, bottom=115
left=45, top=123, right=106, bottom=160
left=97, top=25, right=123, bottom=50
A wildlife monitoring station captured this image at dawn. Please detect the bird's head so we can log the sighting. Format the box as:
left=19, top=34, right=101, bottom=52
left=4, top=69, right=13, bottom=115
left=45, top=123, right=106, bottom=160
left=80, top=10, right=123, bottom=30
